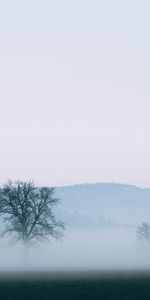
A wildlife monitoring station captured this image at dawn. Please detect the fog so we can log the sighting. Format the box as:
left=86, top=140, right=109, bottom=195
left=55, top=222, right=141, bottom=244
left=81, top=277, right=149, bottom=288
left=0, top=0, right=150, bottom=273
left=0, top=226, right=149, bottom=271
left=0, top=183, right=150, bottom=272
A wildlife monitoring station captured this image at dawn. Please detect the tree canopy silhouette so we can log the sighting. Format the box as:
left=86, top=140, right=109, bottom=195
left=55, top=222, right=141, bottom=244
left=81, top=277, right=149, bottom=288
left=137, top=222, right=150, bottom=244
left=0, top=180, right=64, bottom=245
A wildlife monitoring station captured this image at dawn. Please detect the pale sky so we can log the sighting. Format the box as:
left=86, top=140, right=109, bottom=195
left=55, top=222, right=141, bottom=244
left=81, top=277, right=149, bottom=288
left=0, top=0, right=150, bottom=187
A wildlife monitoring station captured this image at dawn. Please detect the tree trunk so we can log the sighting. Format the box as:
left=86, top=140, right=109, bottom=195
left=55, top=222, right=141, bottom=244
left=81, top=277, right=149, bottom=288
left=23, top=240, right=29, bottom=269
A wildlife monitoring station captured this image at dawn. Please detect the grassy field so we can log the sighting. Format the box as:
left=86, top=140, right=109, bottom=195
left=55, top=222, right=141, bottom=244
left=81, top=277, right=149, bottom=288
left=0, top=271, right=150, bottom=299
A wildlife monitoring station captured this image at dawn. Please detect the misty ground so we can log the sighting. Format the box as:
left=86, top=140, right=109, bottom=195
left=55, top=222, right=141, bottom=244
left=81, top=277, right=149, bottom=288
left=0, top=227, right=150, bottom=270
left=0, top=227, right=150, bottom=299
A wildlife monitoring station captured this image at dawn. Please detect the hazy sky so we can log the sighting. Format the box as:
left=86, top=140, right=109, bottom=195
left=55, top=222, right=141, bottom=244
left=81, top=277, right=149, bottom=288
left=0, top=0, right=150, bottom=187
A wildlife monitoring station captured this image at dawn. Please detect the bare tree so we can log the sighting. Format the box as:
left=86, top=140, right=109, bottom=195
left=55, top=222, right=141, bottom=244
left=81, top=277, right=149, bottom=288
left=0, top=180, right=64, bottom=247
left=137, top=222, right=150, bottom=244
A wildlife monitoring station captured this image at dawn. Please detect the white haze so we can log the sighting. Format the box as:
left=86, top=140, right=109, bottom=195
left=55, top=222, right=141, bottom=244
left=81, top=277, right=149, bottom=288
left=0, top=227, right=150, bottom=271
left=0, top=1, right=150, bottom=271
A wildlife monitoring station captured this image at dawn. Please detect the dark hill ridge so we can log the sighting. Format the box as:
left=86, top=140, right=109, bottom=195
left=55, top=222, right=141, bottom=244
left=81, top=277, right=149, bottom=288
left=55, top=183, right=150, bottom=226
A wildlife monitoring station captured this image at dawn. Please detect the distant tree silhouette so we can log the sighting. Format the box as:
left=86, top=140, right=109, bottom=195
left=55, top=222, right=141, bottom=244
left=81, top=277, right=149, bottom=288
left=137, top=222, right=150, bottom=244
left=0, top=180, right=64, bottom=247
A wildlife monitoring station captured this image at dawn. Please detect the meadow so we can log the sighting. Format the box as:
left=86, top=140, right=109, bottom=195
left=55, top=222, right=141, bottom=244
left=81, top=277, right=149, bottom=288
left=0, top=271, right=150, bottom=300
